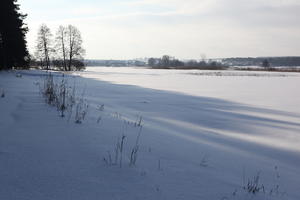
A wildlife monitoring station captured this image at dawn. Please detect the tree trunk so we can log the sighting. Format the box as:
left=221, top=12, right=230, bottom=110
left=61, top=31, right=67, bottom=71
left=43, top=38, right=49, bottom=70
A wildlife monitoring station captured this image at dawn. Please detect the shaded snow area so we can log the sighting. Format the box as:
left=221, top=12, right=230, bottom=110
left=1, top=68, right=300, bottom=200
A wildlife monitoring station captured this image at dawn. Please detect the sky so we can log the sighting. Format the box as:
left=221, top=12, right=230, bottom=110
left=19, top=0, right=300, bottom=60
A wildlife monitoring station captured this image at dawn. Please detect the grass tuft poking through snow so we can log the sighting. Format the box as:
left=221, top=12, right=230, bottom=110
left=226, top=167, right=287, bottom=199
left=41, top=72, right=89, bottom=123
left=74, top=95, right=89, bottom=124
left=130, top=126, right=143, bottom=166
left=103, top=134, right=126, bottom=168
left=103, top=120, right=144, bottom=168
left=243, top=171, right=265, bottom=194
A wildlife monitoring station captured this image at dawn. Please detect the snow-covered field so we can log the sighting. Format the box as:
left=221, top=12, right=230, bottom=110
left=1, top=67, right=300, bottom=200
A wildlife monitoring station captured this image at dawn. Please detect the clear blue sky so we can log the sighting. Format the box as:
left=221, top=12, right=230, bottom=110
left=19, top=0, right=300, bottom=59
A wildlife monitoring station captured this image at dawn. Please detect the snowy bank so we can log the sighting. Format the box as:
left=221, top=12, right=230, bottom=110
left=0, top=68, right=300, bottom=200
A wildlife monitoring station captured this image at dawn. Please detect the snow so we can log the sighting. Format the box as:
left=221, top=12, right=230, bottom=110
left=1, top=67, right=300, bottom=200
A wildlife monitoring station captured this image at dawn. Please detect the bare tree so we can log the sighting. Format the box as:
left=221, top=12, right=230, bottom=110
left=262, top=59, right=270, bottom=69
left=161, top=55, right=170, bottom=67
left=35, top=24, right=52, bottom=70
left=55, top=26, right=67, bottom=71
left=148, top=58, right=156, bottom=67
left=65, top=25, right=85, bottom=71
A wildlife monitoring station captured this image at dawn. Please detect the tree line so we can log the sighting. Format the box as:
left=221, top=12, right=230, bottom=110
left=0, top=0, right=85, bottom=71
left=0, top=0, right=29, bottom=70
left=222, top=57, right=300, bottom=67
left=148, top=55, right=226, bottom=70
left=32, top=24, right=85, bottom=71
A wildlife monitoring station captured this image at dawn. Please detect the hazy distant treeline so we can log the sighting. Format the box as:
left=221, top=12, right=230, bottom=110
left=148, top=55, right=227, bottom=70
left=222, top=57, right=300, bottom=67
left=85, top=56, right=300, bottom=69
left=84, top=59, right=146, bottom=67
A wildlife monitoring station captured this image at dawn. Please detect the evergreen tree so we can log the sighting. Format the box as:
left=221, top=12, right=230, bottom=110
left=0, top=0, right=29, bottom=70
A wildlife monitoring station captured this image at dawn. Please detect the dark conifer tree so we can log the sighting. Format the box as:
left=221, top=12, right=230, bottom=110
left=0, top=0, right=29, bottom=70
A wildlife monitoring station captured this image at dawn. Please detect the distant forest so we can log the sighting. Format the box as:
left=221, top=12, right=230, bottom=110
left=85, top=56, right=226, bottom=70
left=85, top=56, right=300, bottom=68
left=147, top=55, right=226, bottom=70
left=222, top=57, right=300, bottom=67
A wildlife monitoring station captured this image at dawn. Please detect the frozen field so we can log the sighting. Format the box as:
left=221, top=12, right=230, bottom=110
left=81, top=67, right=300, bottom=113
left=0, top=67, right=300, bottom=200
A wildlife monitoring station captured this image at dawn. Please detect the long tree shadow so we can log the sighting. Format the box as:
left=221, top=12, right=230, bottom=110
left=77, top=75, right=300, bottom=131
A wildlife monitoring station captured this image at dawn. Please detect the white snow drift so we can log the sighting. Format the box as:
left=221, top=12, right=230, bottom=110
left=0, top=67, right=299, bottom=200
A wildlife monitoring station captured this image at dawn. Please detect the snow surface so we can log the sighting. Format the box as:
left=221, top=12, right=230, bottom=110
left=0, top=67, right=300, bottom=200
